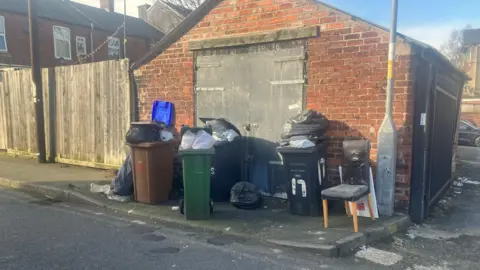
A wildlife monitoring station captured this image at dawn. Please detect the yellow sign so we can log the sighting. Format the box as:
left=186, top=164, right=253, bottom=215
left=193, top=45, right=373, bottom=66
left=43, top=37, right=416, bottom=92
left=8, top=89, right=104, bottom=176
left=387, top=61, right=393, bottom=79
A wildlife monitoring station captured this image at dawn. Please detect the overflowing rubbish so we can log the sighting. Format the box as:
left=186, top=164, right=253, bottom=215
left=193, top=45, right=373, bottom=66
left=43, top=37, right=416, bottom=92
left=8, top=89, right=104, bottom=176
left=180, top=130, right=196, bottom=150
left=289, top=139, right=315, bottom=148
left=90, top=152, right=134, bottom=202
left=281, top=110, right=329, bottom=140
left=195, top=118, right=243, bottom=202
left=90, top=183, right=111, bottom=194
left=110, top=153, right=134, bottom=196
left=180, top=130, right=215, bottom=150
left=280, top=110, right=329, bottom=148
left=126, top=122, right=162, bottom=144
left=203, top=118, right=241, bottom=142
left=191, top=130, right=216, bottom=149
left=230, top=181, right=263, bottom=210
left=90, top=183, right=132, bottom=202
left=212, top=129, right=239, bottom=142
left=160, top=130, right=174, bottom=141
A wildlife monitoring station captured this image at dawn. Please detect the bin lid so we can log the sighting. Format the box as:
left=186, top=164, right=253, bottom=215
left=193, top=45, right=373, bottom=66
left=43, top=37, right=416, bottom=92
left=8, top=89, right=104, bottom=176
left=179, top=148, right=215, bottom=156
left=127, top=141, right=173, bottom=148
left=277, top=141, right=327, bottom=154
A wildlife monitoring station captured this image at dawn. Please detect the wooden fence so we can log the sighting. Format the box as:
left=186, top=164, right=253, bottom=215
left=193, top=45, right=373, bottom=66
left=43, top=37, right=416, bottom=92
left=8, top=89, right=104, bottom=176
left=0, top=60, right=132, bottom=168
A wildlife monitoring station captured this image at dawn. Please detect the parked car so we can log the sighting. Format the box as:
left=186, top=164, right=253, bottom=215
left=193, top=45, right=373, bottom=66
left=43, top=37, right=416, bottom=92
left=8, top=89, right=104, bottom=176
left=458, top=120, right=480, bottom=147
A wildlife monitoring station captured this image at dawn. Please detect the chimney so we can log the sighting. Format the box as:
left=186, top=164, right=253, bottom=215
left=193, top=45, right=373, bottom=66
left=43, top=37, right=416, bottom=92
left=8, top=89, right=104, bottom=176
left=138, top=4, right=151, bottom=21
left=100, top=0, right=114, bottom=12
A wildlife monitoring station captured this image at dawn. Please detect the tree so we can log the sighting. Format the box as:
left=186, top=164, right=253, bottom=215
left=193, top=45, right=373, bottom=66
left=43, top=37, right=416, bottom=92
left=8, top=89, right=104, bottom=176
left=440, top=24, right=472, bottom=68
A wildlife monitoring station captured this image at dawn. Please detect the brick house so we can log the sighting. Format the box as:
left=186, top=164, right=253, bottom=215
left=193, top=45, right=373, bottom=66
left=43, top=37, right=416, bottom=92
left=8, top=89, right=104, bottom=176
left=132, top=0, right=466, bottom=220
left=138, top=1, right=192, bottom=34
left=0, top=0, right=164, bottom=68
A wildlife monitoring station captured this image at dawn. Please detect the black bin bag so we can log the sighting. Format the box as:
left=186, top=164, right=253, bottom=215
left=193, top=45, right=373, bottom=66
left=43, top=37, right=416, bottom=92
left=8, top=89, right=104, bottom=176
left=230, top=182, right=262, bottom=210
left=110, top=154, right=133, bottom=196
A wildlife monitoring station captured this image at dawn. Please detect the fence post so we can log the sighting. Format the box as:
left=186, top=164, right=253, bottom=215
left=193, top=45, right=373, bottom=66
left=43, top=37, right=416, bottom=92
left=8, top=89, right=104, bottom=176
left=48, top=68, right=57, bottom=162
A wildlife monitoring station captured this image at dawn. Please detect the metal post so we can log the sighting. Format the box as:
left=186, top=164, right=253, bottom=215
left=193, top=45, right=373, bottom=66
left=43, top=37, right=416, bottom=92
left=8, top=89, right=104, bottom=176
left=375, top=0, right=398, bottom=216
left=123, top=0, right=127, bottom=59
left=28, top=0, right=47, bottom=163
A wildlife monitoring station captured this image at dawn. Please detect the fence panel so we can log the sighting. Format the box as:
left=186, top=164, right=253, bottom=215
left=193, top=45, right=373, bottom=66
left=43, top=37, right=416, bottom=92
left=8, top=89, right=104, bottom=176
left=0, top=60, right=130, bottom=168
left=0, top=69, right=50, bottom=156
left=55, top=60, right=131, bottom=168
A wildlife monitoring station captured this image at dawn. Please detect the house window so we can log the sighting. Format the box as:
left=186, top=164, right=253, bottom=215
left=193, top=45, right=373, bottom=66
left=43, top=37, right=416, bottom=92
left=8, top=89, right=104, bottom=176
left=76, top=36, right=87, bottom=56
left=108, top=36, right=120, bottom=59
left=53, top=26, right=71, bottom=60
left=0, top=16, right=7, bottom=52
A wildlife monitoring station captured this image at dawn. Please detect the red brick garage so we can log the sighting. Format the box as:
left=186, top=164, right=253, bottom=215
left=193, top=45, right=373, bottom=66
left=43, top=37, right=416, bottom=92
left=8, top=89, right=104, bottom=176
left=132, top=0, right=466, bottom=216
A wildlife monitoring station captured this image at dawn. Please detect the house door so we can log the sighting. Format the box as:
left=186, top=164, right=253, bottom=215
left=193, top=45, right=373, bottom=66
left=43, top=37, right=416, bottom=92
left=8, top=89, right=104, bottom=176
left=195, top=40, right=306, bottom=198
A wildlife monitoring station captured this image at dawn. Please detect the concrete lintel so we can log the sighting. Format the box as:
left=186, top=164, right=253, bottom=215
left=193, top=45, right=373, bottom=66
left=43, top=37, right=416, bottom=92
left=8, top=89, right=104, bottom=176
left=189, top=26, right=319, bottom=50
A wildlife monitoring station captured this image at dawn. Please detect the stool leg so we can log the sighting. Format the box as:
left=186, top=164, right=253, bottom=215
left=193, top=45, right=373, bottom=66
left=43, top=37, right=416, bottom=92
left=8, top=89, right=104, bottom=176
left=322, top=200, right=328, bottom=228
left=345, top=201, right=351, bottom=217
left=351, top=202, right=359, bottom=232
left=367, top=193, right=375, bottom=220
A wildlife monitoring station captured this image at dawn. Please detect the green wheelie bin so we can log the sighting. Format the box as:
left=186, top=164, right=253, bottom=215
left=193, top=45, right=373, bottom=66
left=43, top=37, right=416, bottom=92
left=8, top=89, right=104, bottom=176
left=179, top=148, right=215, bottom=220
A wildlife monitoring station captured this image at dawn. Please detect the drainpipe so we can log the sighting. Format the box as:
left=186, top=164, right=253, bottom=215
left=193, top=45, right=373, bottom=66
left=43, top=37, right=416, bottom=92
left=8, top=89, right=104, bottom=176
left=375, top=0, right=398, bottom=217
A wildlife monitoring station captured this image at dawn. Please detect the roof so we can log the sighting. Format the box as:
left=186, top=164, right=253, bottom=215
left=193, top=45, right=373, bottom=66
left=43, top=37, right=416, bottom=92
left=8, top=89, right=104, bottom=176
left=162, top=1, right=193, bottom=17
left=132, top=0, right=468, bottom=80
left=463, top=28, right=480, bottom=46
left=0, top=0, right=164, bottom=40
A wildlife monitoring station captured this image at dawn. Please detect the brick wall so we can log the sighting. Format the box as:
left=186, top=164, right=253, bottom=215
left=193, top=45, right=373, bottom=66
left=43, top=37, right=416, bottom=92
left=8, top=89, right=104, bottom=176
left=0, top=11, right=151, bottom=67
left=134, top=0, right=416, bottom=211
left=461, top=100, right=480, bottom=126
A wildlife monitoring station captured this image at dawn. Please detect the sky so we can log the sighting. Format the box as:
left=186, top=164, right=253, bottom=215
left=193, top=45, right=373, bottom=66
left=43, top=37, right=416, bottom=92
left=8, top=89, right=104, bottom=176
left=73, top=0, right=480, bottom=49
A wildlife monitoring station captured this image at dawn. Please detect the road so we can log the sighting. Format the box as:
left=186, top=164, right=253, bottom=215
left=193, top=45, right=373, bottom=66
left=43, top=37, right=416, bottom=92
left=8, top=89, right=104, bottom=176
left=2, top=174, right=480, bottom=270
left=0, top=188, right=370, bottom=270
left=458, top=145, right=480, bottom=162
left=0, top=188, right=312, bottom=270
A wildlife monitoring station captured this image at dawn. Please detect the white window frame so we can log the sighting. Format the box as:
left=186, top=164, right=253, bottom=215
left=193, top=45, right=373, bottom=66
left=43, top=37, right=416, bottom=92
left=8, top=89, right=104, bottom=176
left=75, top=36, right=87, bottom=56
left=53, top=26, right=72, bottom=60
left=0, top=16, right=7, bottom=52
left=108, top=36, right=120, bottom=59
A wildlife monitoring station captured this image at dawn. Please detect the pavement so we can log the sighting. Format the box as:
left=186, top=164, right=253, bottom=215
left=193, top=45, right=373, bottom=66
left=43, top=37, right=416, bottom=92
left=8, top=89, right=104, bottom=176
left=350, top=158, right=480, bottom=269
left=0, top=153, right=411, bottom=257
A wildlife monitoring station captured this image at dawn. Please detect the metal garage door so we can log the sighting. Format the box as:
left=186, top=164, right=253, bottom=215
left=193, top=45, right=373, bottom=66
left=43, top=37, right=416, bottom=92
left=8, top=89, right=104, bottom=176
left=195, top=40, right=306, bottom=197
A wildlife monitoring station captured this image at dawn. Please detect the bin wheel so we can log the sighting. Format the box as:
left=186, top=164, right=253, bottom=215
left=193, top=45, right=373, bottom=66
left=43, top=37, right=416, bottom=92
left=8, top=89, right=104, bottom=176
left=178, top=198, right=214, bottom=215
left=179, top=198, right=185, bottom=215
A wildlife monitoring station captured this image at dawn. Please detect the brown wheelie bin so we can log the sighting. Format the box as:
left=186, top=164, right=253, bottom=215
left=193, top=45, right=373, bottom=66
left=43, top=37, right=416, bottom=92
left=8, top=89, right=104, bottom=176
left=128, top=141, right=174, bottom=204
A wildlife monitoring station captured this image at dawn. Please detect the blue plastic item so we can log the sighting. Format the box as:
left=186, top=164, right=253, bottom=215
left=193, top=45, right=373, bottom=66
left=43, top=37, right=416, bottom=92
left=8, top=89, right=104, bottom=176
left=151, top=101, right=174, bottom=126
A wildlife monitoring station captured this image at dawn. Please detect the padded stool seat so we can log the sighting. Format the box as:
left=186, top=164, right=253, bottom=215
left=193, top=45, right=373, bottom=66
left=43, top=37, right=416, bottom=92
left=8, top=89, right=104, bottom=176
left=321, top=184, right=368, bottom=201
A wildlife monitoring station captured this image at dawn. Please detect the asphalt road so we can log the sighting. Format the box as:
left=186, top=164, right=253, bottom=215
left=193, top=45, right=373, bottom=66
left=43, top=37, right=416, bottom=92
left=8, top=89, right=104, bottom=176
left=0, top=188, right=371, bottom=270
left=3, top=181, right=479, bottom=270
left=458, top=145, right=480, bottom=162
left=0, top=188, right=312, bottom=270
